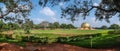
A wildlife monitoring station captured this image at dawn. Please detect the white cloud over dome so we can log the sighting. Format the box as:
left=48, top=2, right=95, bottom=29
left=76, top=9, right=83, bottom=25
left=40, top=7, right=55, bottom=17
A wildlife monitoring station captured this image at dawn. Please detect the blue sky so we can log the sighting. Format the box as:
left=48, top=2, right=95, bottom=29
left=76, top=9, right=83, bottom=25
left=29, top=0, right=120, bottom=27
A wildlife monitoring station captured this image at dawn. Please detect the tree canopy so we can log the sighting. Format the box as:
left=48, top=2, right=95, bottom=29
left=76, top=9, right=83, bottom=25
left=0, top=0, right=120, bottom=22
left=0, top=0, right=32, bottom=23
left=39, top=0, right=120, bottom=22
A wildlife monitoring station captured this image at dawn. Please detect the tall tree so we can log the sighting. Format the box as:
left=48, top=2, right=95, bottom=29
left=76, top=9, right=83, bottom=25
left=1, top=0, right=120, bottom=23
left=53, top=22, right=60, bottom=29
left=101, top=25, right=108, bottom=29
left=109, top=24, right=119, bottom=29
left=0, top=0, right=32, bottom=23
left=67, top=24, right=75, bottom=29
left=38, top=0, right=120, bottom=22
left=60, top=23, right=67, bottom=29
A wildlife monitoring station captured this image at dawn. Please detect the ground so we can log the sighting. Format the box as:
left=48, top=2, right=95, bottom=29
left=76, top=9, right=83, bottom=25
left=0, top=43, right=120, bottom=51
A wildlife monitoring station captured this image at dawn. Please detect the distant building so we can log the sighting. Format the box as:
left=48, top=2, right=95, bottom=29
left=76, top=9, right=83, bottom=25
left=39, top=21, right=50, bottom=30
left=78, top=22, right=94, bottom=30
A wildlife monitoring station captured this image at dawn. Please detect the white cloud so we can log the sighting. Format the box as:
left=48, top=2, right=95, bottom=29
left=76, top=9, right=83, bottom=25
left=93, top=3, right=99, bottom=6
left=32, top=18, right=44, bottom=24
left=40, top=7, right=55, bottom=17
left=40, top=7, right=58, bottom=22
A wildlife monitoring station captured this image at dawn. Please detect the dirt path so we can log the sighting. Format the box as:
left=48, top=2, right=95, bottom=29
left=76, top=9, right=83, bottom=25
left=0, top=43, right=119, bottom=51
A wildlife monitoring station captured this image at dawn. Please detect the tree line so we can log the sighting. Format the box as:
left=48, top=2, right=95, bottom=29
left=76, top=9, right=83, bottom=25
left=34, top=21, right=76, bottom=30
left=95, top=24, right=120, bottom=29
left=0, top=19, right=76, bottom=31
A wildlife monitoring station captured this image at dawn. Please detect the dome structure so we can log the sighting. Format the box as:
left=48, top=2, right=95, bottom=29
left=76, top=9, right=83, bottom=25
left=79, top=22, right=94, bottom=30
left=81, top=23, right=90, bottom=28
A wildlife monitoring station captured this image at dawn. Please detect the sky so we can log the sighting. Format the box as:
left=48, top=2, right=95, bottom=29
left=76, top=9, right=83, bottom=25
left=29, top=0, right=120, bottom=27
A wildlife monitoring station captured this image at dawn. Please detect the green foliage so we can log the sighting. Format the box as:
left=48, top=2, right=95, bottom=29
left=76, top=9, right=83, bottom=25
left=60, top=23, right=75, bottom=29
left=57, top=33, right=102, bottom=43
left=0, top=20, right=5, bottom=32
left=0, top=20, right=20, bottom=32
left=24, top=28, right=30, bottom=34
left=0, top=34, right=25, bottom=46
left=66, top=24, right=75, bottom=29
left=108, top=30, right=120, bottom=34
left=0, top=0, right=32, bottom=22
left=100, top=25, right=108, bottom=29
left=22, top=19, right=34, bottom=34
left=0, top=29, right=120, bottom=48
left=109, top=24, right=120, bottom=29
left=38, top=0, right=120, bottom=22
left=64, top=34, right=120, bottom=48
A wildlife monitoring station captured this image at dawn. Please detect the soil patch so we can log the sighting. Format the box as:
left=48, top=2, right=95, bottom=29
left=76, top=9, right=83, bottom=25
left=0, top=43, right=119, bottom=51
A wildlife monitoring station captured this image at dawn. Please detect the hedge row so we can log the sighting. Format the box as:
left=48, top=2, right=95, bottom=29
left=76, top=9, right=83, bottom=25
left=0, top=33, right=102, bottom=44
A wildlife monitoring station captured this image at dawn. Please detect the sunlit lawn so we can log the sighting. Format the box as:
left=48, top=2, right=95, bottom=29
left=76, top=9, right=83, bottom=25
left=23, top=29, right=110, bottom=34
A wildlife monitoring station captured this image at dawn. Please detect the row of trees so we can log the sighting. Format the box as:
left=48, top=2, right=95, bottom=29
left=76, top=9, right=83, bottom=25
left=0, top=19, right=76, bottom=31
left=0, top=19, right=75, bottom=34
left=34, top=21, right=76, bottom=30
left=0, top=0, right=120, bottom=31
left=0, top=0, right=120, bottom=24
left=96, top=24, right=120, bottom=29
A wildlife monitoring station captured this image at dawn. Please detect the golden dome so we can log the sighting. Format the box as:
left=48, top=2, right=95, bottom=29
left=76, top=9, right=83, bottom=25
left=81, top=22, right=90, bottom=28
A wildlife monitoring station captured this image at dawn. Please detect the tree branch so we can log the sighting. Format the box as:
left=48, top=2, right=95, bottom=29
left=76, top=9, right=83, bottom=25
left=92, top=6, right=120, bottom=12
left=85, top=7, right=94, bottom=13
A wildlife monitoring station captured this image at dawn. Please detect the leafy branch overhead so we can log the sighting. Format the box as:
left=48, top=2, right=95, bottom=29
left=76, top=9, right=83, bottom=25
left=39, top=0, right=120, bottom=22
left=0, top=0, right=32, bottom=23
left=1, top=0, right=120, bottom=23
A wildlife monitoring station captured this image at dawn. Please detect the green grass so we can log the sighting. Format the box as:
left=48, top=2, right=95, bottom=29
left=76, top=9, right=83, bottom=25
left=65, top=34, right=120, bottom=48
left=2, top=29, right=118, bottom=48
left=0, top=38, right=25, bottom=46
left=14, top=29, right=110, bottom=35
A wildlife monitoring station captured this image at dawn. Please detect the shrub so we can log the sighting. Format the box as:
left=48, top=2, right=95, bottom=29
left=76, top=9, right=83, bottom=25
left=40, top=37, right=48, bottom=44
left=108, top=30, right=120, bottom=34
left=24, top=28, right=30, bottom=34
left=15, top=35, right=23, bottom=41
left=0, top=34, right=13, bottom=39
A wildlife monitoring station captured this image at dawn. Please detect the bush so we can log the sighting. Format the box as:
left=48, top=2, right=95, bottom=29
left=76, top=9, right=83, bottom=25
left=57, top=33, right=102, bottom=43
left=0, top=34, right=13, bottom=39
left=24, top=28, right=30, bottom=34
left=21, top=35, right=49, bottom=44
left=57, top=37, right=70, bottom=43
left=15, top=35, right=23, bottom=41
left=108, top=30, right=120, bottom=34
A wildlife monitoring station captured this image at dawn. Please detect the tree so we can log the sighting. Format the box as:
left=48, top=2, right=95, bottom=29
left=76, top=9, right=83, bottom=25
left=38, top=0, right=120, bottom=22
left=0, top=20, right=5, bottom=32
left=1, top=0, right=120, bottom=23
left=7, top=22, right=19, bottom=30
left=0, top=0, right=32, bottom=21
left=1, top=0, right=120, bottom=22
left=101, top=25, right=108, bottom=29
left=60, top=23, right=67, bottom=29
left=33, top=24, right=40, bottom=29
left=22, top=19, right=33, bottom=34
left=66, top=24, right=75, bottom=29
left=108, top=24, right=120, bottom=34
left=109, top=24, right=119, bottom=29
left=52, top=22, right=60, bottom=29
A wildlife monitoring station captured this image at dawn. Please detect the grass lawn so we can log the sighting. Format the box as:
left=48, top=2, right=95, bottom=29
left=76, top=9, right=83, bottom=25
left=64, top=34, right=120, bottom=48
left=2, top=29, right=119, bottom=48
left=14, top=29, right=110, bottom=35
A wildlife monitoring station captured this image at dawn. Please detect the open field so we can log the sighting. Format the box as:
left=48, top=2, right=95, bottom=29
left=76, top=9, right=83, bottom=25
left=14, top=29, right=111, bottom=35
left=1, top=29, right=120, bottom=49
